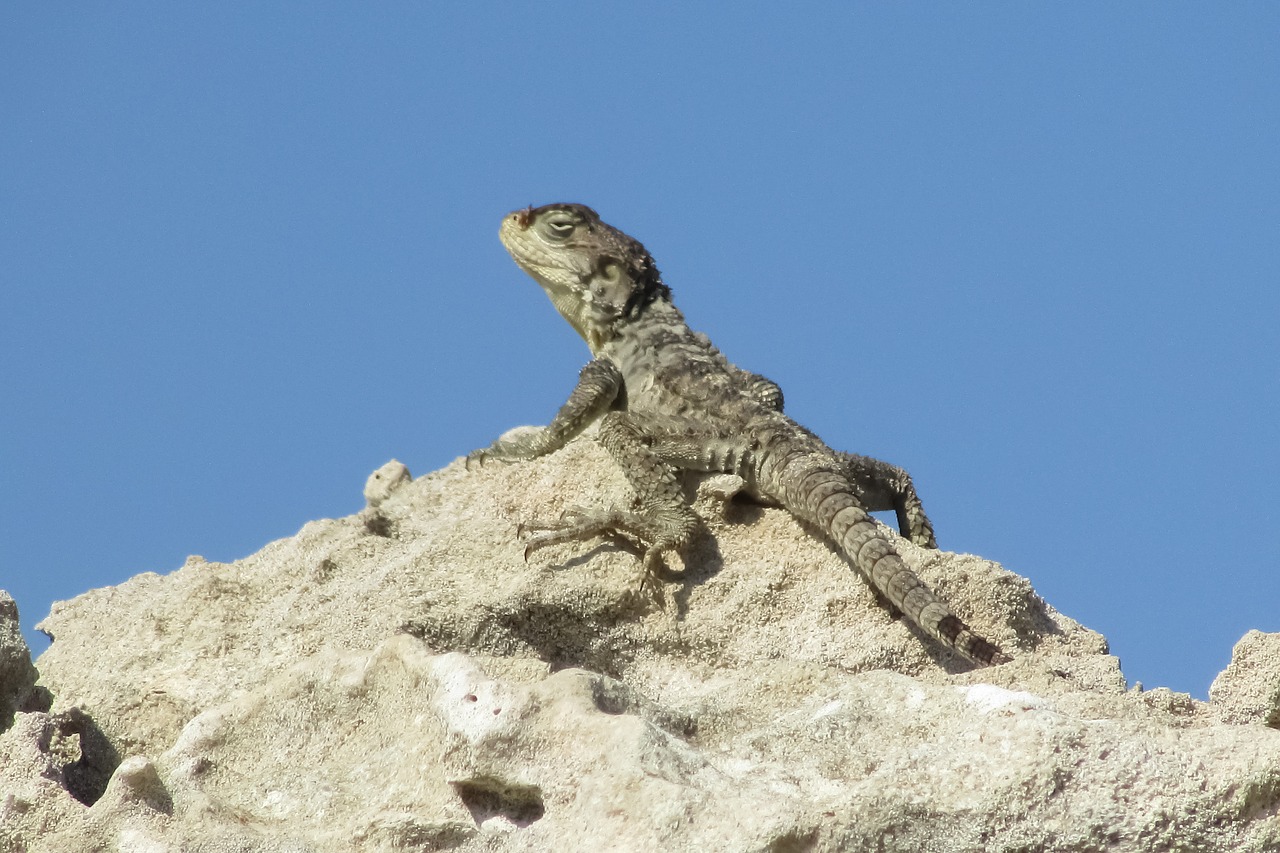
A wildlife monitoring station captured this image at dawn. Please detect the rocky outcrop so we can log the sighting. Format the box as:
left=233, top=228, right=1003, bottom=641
left=2, top=441, right=1278, bottom=851
left=0, top=592, right=38, bottom=731
left=1210, top=630, right=1280, bottom=728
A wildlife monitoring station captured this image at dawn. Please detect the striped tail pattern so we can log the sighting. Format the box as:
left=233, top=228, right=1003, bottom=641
left=761, top=441, right=1009, bottom=666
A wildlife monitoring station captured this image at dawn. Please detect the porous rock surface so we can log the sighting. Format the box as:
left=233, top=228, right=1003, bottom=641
left=0, top=592, right=38, bottom=731
left=2, top=440, right=1279, bottom=852
left=1210, top=630, right=1280, bottom=728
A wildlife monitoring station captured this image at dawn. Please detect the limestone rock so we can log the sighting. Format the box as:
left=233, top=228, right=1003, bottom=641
left=363, top=459, right=411, bottom=509
left=1, top=711, right=84, bottom=849
left=1210, top=630, right=1280, bottom=727
left=0, top=592, right=38, bottom=732
left=2, top=440, right=1278, bottom=851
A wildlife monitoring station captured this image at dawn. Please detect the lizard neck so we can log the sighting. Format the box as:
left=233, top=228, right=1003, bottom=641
left=590, top=297, right=688, bottom=356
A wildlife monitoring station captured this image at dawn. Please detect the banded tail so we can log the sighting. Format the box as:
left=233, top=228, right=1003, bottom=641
left=763, top=446, right=1009, bottom=666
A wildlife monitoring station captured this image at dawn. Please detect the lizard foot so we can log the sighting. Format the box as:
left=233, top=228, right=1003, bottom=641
left=518, top=507, right=683, bottom=591
left=466, top=427, right=549, bottom=471
left=465, top=446, right=521, bottom=470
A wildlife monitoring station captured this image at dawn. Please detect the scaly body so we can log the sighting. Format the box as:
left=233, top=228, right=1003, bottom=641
left=472, top=203, right=1008, bottom=666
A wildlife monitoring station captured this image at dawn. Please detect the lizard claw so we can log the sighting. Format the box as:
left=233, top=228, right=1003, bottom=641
left=467, top=441, right=528, bottom=471
left=516, top=525, right=543, bottom=563
left=635, top=548, right=668, bottom=596
left=521, top=530, right=562, bottom=562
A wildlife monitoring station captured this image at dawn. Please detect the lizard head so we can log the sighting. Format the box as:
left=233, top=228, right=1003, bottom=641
left=499, top=203, right=670, bottom=354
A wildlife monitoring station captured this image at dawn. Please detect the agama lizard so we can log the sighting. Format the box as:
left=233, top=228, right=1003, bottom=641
left=470, top=203, right=1008, bottom=666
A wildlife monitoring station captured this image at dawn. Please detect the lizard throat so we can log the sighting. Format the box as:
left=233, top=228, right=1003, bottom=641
left=547, top=287, right=613, bottom=354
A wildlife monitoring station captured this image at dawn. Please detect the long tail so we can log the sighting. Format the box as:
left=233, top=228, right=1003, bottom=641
left=763, top=446, right=1009, bottom=665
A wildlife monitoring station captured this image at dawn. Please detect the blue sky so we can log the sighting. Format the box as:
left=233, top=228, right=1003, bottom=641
left=2, top=5, right=1277, bottom=699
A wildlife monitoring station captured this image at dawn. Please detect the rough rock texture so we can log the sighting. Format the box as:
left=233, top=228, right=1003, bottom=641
left=1210, top=630, right=1280, bottom=728
left=0, top=592, right=38, bottom=731
left=3, top=440, right=1279, bottom=852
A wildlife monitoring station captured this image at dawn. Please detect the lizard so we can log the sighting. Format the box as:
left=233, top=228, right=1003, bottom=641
left=469, top=203, right=1008, bottom=666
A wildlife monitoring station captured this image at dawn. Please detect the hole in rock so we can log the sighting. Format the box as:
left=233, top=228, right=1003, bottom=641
left=53, top=708, right=120, bottom=806
left=452, top=777, right=545, bottom=828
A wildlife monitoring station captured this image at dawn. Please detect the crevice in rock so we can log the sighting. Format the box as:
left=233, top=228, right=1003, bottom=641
left=451, top=776, right=545, bottom=828
left=52, top=707, right=120, bottom=806
left=19, top=685, right=53, bottom=714
left=767, top=827, right=820, bottom=853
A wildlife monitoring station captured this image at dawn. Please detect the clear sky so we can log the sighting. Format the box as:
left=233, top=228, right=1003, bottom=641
left=3, top=4, right=1277, bottom=699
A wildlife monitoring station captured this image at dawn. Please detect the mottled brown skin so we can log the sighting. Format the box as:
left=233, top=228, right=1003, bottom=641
left=471, top=203, right=1007, bottom=666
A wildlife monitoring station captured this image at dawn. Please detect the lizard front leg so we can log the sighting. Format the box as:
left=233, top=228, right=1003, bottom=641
left=521, top=411, right=700, bottom=586
left=467, top=359, right=622, bottom=466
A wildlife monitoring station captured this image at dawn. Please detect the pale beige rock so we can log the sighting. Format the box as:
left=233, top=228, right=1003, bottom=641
left=2, top=441, right=1278, bottom=851
left=363, top=459, right=411, bottom=509
left=1210, top=630, right=1280, bottom=727
left=0, top=592, right=38, bottom=731
left=0, top=711, right=85, bottom=850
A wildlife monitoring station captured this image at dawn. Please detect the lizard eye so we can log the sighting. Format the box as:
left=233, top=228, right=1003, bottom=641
left=542, top=216, right=576, bottom=240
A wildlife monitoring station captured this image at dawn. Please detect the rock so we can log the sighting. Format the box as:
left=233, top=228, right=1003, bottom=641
left=1210, top=630, right=1280, bottom=727
left=3, top=444, right=1278, bottom=851
left=363, top=459, right=411, bottom=509
left=361, top=459, right=411, bottom=537
left=0, top=711, right=85, bottom=849
left=0, top=591, right=38, bottom=732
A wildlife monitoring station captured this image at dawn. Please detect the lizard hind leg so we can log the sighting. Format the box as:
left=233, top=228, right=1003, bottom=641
left=520, top=412, right=700, bottom=588
left=838, top=452, right=938, bottom=549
